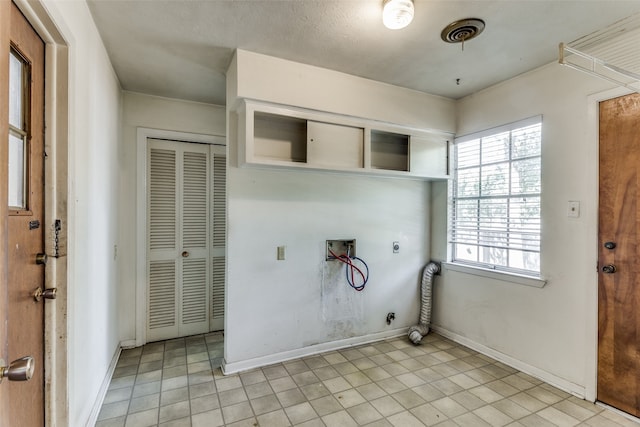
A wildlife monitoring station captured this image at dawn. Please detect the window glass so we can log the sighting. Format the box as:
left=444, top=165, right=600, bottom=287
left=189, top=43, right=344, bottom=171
left=452, top=118, right=542, bottom=276
left=8, top=49, right=28, bottom=210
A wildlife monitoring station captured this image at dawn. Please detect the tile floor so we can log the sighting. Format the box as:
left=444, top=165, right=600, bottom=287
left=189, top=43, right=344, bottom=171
left=96, top=332, right=639, bottom=427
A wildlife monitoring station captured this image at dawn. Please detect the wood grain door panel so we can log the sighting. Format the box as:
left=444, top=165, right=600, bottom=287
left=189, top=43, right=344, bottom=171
left=598, top=93, right=640, bottom=417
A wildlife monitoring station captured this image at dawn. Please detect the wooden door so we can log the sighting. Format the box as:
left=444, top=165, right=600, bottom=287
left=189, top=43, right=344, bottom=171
left=598, top=92, right=640, bottom=417
left=0, top=1, right=11, bottom=424
left=3, top=2, right=46, bottom=426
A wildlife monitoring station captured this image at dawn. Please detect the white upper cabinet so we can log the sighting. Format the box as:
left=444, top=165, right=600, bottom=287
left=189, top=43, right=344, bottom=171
left=237, top=99, right=451, bottom=180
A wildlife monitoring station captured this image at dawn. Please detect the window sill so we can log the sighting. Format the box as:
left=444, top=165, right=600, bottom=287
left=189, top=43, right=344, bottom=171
left=442, top=262, right=547, bottom=288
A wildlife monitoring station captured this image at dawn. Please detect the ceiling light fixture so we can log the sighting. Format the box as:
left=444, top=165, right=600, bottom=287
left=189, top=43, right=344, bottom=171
left=382, top=0, right=414, bottom=30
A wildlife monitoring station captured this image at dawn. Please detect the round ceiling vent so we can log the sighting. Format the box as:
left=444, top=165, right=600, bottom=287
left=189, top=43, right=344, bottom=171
left=441, top=18, right=485, bottom=44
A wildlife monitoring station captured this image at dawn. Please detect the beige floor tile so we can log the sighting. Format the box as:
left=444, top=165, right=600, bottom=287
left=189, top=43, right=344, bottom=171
left=509, top=391, right=548, bottom=412
left=191, top=408, right=224, bottom=427
left=334, top=361, right=360, bottom=376
left=292, top=370, right=320, bottom=387
left=410, top=402, right=448, bottom=426
left=128, top=393, right=160, bottom=414
left=450, top=390, right=486, bottom=411
left=323, top=376, right=352, bottom=393
left=387, top=410, right=427, bottom=427
left=295, top=418, right=325, bottom=427
left=244, top=381, right=274, bottom=399
left=276, top=387, right=307, bottom=408
left=473, top=404, right=514, bottom=426
left=221, top=401, right=254, bottom=424
left=250, top=394, right=281, bottom=415
left=322, top=409, right=358, bottom=427
left=239, top=369, right=267, bottom=386
left=256, top=409, right=291, bottom=427
left=553, top=399, right=600, bottom=421
left=537, top=406, right=581, bottom=427
left=124, top=408, right=158, bottom=427
left=492, top=397, right=532, bottom=420
left=347, top=402, right=383, bottom=425
left=335, top=388, right=367, bottom=408
left=370, top=395, right=405, bottom=417
left=453, top=411, right=493, bottom=427
left=309, top=395, right=343, bottom=416
left=159, top=401, right=190, bottom=424
left=300, top=382, right=331, bottom=400
left=284, top=401, right=318, bottom=424
left=391, top=389, right=426, bottom=410
left=431, top=396, right=468, bottom=418
left=219, top=387, right=248, bottom=407
left=356, top=382, right=387, bottom=401
left=191, top=393, right=220, bottom=415
left=160, top=386, right=188, bottom=406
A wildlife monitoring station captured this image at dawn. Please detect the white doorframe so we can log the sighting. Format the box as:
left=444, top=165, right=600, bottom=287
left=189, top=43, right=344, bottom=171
left=136, top=127, right=225, bottom=347
left=585, top=85, right=634, bottom=402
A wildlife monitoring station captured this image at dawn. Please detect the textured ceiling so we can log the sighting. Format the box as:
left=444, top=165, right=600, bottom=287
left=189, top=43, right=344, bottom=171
left=87, top=0, right=640, bottom=106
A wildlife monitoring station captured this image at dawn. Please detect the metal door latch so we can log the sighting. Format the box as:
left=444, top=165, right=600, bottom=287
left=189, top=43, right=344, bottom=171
left=33, top=286, right=57, bottom=302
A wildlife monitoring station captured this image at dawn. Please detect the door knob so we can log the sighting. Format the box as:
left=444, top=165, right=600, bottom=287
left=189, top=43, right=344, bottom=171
left=33, top=286, right=57, bottom=302
left=602, top=264, right=617, bottom=274
left=0, top=356, right=35, bottom=383
left=35, top=253, right=48, bottom=265
left=604, top=242, right=616, bottom=250
left=182, top=251, right=189, bottom=258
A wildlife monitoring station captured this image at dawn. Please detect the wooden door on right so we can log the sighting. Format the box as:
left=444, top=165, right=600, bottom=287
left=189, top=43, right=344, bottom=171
left=598, top=92, right=640, bottom=417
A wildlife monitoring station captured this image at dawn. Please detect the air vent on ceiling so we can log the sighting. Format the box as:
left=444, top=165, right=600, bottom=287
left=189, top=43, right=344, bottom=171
left=441, top=18, right=486, bottom=44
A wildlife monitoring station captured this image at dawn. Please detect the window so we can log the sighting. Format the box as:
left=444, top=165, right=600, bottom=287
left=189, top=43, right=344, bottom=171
left=8, top=47, right=30, bottom=210
left=451, top=116, right=542, bottom=276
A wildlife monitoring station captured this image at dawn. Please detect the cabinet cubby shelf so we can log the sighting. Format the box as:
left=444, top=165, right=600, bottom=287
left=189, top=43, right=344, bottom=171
left=237, top=99, right=452, bottom=180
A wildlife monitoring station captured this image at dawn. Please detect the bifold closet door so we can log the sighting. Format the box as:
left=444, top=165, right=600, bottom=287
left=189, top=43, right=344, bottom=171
left=147, top=138, right=211, bottom=341
left=210, top=145, right=226, bottom=331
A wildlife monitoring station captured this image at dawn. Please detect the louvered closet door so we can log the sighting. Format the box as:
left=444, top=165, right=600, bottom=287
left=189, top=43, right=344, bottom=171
left=210, top=145, right=226, bottom=331
left=147, top=139, right=212, bottom=341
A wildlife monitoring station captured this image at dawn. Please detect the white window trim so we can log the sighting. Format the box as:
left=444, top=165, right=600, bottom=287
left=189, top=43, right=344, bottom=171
left=450, top=115, right=544, bottom=282
left=443, top=262, right=547, bottom=288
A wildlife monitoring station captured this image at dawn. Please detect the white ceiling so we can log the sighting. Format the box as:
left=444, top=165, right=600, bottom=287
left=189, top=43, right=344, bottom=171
left=87, top=0, right=640, bottom=106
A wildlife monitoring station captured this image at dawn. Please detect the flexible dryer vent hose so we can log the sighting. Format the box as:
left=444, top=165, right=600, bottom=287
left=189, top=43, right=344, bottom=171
left=408, top=262, right=441, bottom=344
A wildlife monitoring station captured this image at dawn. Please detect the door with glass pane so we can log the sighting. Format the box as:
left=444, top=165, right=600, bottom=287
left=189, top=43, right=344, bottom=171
left=147, top=139, right=225, bottom=342
left=1, top=3, right=46, bottom=425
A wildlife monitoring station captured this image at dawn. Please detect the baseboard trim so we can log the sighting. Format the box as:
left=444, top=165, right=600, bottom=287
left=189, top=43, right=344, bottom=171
left=431, top=325, right=587, bottom=399
left=85, top=344, right=123, bottom=427
left=222, top=328, right=407, bottom=375
left=120, top=339, right=137, bottom=349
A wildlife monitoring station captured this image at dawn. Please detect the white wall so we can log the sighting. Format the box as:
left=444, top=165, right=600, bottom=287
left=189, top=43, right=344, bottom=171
left=119, top=92, right=225, bottom=341
left=431, top=62, right=618, bottom=398
left=225, top=50, right=456, bottom=371
left=40, top=1, right=122, bottom=425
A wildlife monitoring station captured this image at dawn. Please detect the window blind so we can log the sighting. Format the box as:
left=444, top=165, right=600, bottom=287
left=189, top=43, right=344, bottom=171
left=452, top=117, right=542, bottom=275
